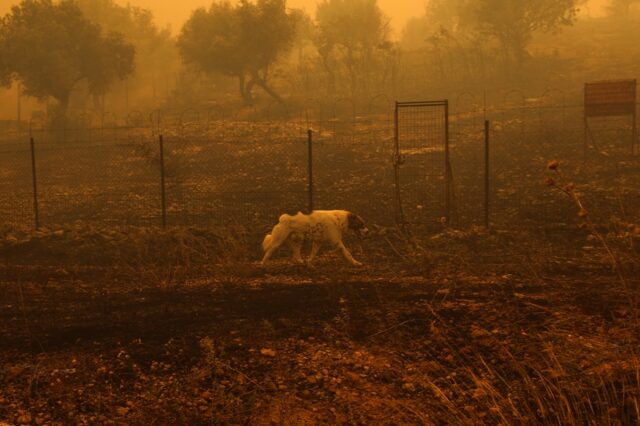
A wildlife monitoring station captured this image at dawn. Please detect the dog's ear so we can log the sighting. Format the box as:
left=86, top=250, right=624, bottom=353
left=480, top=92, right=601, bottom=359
left=347, top=213, right=356, bottom=228
left=347, top=213, right=365, bottom=229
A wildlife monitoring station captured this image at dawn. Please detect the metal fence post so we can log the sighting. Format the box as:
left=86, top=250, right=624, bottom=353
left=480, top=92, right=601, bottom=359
left=29, top=136, right=40, bottom=229
left=444, top=100, right=451, bottom=225
left=484, top=120, right=490, bottom=229
left=633, top=101, right=637, bottom=156
left=17, top=81, right=22, bottom=126
left=583, top=83, right=588, bottom=162
left=393, top=101, right=403, bottom=227
left=159, top=134, right=167, bottom=228
left=307, top=129, right=314, bottom=213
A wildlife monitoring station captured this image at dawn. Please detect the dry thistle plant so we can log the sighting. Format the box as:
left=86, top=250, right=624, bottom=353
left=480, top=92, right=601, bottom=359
left=545, top=160, right=637, bottom=326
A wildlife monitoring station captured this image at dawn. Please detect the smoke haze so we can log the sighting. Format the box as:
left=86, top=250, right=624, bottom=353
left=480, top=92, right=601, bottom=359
left=0, top=1, right=611, bottom=37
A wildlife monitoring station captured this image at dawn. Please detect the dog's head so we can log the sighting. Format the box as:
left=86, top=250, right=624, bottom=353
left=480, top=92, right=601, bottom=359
left=347, top=213, right=369, bottom=236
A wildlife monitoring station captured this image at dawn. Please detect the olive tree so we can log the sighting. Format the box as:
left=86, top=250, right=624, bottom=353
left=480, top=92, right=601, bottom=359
left=475, top=0, right=581, bottom=65
left=0, top=0, right=134, bottom=117
left=75, top=0, right=179, bottom=109
left=314, top=0, right=396, bottom=95
left=608, top=0, right=640, bottom=17
left=177, top=0, right=297, bottom=105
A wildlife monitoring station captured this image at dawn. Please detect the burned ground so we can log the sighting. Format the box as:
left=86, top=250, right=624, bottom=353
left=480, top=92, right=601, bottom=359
left=1, top=223, right=639, bottom=425
left=1, top=107, right=639, bottom=425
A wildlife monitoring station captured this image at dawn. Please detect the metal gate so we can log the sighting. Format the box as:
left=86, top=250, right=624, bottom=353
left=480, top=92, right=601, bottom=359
left=394, top=100, right=451, bottom=229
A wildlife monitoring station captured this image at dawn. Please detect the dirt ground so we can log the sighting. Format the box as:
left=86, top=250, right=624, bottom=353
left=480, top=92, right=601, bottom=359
left=1, top=225, right=639, bottom=425
left=1, top=106, right=639, bottom=424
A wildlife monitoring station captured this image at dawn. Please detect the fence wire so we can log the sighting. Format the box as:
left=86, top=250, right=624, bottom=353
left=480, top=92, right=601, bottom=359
left=1, top=94, right=638, bottom=235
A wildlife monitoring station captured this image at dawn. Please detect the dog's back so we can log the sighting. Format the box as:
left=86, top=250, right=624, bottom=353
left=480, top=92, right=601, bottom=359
left=262, top=211, right=348, bottom=250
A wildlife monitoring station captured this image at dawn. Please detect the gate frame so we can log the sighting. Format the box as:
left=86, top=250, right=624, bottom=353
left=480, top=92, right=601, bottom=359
left=393, top=100, right=450, bottom=228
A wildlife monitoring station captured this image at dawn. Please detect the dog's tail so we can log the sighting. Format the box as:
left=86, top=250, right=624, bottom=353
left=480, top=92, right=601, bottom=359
left=262, top=233, right=273, bottom=252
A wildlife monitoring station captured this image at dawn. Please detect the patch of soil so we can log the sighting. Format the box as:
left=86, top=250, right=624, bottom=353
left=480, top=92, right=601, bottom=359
left=1, top=261, right=638, bottom=425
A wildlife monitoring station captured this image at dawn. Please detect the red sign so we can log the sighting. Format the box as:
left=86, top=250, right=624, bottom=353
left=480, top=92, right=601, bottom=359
left=585, top=79, right=636, bottom=117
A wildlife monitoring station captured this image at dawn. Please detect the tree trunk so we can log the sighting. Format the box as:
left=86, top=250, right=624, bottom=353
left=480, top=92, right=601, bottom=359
left=51, top=93, right=70, bottom=129
left=319, top=53, right=336, bottom=95
left=251, top=73, right=284, bottom=104
left=244, top=79, right=256, bottom=105
left=345, top=49, right=357, bottom=97
left=238, top=73, right=254, bottom=105
left=92, top=93, right=105, bottom=114
left=58, top=93, right=70, bottom=114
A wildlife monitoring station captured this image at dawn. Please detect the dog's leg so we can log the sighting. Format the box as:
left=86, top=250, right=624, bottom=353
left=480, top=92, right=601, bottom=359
left=289, top=235, right=304, bottom=264
left=307, top=241, right=321, bottom=263
left=261, top=248, right=275, bottom=264
left=261, top=224, right=289, bottom=264
left=261, top=244, right=281, bottom=264
left=337, top=241, right=362, bottom=266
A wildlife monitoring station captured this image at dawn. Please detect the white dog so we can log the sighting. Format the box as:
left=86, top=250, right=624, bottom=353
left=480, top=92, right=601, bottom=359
left=261, top=210, right=368, bottom=266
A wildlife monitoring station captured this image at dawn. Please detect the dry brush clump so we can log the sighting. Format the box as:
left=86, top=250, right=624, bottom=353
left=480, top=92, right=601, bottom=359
left=545, top=160, right=639, bottom=324
left=416, top=327, right=640, bottom=425
left=0, top=224, right=252, bottom=284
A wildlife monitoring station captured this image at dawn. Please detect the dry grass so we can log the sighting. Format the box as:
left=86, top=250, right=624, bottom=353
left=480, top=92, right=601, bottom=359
left=1, top=222, right=639, bottom=424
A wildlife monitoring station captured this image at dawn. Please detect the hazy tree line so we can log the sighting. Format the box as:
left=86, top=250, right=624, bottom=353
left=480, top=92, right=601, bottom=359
left=1, top=0, right=639, bottom=123
left=401, top=0, right=640, bottom=91
left=174, top=0, right=400, bottom=105
left=402, top=0, right=581, bottom=80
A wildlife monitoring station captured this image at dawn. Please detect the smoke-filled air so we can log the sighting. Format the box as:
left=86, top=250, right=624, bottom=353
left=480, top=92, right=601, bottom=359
left=1, top=0, right=639, bottom=424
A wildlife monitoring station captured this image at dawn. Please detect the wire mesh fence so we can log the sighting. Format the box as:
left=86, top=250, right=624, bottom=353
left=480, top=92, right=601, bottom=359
left=0, top=140, right=33, bottom=228
left=310, top=116, right=396, bottom=227
left=163, top=118, right=309, bottom=228
left=33, top=130, right=159, bottom=227
left=1, top=91, right=638, bottom=234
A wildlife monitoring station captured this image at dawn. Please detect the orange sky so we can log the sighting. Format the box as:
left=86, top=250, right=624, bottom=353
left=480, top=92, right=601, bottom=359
left=112, top=0, right=427, bottom=36
left=1, top=0, right=611, bottom=37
